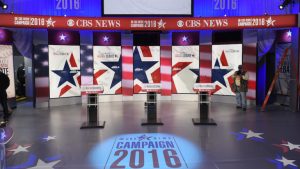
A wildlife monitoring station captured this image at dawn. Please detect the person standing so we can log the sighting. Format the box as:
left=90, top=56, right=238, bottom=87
left=232, top=65, right=249, bottom=111
left=0, top=71, right=10, bottom=121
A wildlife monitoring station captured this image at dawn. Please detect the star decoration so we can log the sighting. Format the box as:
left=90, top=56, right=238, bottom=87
left=157, top=19, right=166, bottom=29
left=212, top=59, right=232, bottom=87
left=101, top=57, right=122, bottom=89
left=277, top=157, right=297, bottom=167
left=8, top=145, right=31, bottom=155
left=28, top=159, right=60, bottom=169
left=231, top=128, right=265, bottom=142
left=43, top=136, right=56, bottom=142
left=287, top=30, right=292, bottom=37
left=59, top=34, right=66, bottom=41
left=133, top=47, right=158, bottom=83
left=182, top=36, right=188, bottom=42
left=52, top=61, right=78, bottom=87
left=240, top=130, right=264, bottom=139
left=46, top=17, right=56, bottom=27
left=138, top=134, right=152, bottom=141
left=266, top=16, right=276, bottom=27
left=103, top=36, right=109, bottom=42
left=282, top=142, right=300, bottom=151
left=274, top=140, right=300, bottom=153
left=269, top=155, right=298, bottom=169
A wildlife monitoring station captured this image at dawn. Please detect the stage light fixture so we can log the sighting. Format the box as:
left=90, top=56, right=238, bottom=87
left=279, top=0, right=292, bottom=10
left=0, top=1, right=7, bottom=9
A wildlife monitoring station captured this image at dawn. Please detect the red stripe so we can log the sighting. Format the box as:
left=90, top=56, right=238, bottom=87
left=244, top=46, right=257, bottom=56
left=77, top=75, right=81, bottom=86
left=200, top=45, right=212, bottom=53
left=69, top=53, right=78, bottom=68
left=123, top=57, right=133, bottom=63
left=200, top=76, right=211, bottom=83
left=140, top=46, right=152, bottom=57
left=122, top=72, right=133, bottom=78
left=36, top=87, right=49, bottom=97
left=244, top=63, right=256, bottom=72
left=59, top=85, right=72, bottom=97
left=200, top=60, right=211, bottom=68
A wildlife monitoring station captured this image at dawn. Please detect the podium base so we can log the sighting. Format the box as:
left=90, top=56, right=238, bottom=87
left=80, top=121, right=106, bottom=129
left=141, top=118, right=164, bottom=126
left=192, top=118, right=217, bottom=125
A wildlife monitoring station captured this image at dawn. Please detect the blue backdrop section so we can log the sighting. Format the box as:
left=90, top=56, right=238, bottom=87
left=0, top=0, right=294, bottom=17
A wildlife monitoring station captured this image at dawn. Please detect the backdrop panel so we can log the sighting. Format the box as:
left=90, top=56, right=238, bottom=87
left=133, top=46, right=160, bottom=93
left=212, top=44, right=242, bottom=95
left=93, top=46, right=122, bottom=94
left=0, top=45, right=15, bottom=98
left=172, top=46, right=199, bottom=93
left=49, top=45, right=81, bottom=98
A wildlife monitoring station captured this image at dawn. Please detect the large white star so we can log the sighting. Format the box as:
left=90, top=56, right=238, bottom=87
left=282, top=142, right=300, bottom=151
left=59, top=34, right=66, bottom=41
left=103, top=36, right=109, bottom=42
left=28, top=159, right=60, bottom=169
left=43, top=136, right=56, bottom=142
left=240, top=130, right=264, bottom=139
left=182, top=36, right=188, bottom=42
left=8, top=145, right=31, bottom=155
left=276, top=156, right=297, bottom=167
left=46, top=17, right=56, bottom=27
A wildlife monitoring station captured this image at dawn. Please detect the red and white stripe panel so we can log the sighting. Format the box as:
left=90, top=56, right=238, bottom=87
left=122, top=46, right=133, bottom=96
left=243, top=43, right=257, bottom=100
left=199, top=45, right=212, bottom=83
left=160, top=46, right=172, bottom=96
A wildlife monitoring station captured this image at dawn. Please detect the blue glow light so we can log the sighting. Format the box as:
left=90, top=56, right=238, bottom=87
left=89, top=133, right=202, bottom=169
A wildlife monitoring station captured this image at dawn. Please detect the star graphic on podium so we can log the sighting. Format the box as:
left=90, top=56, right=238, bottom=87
left=52, top=61, right=78, bottom=87
left=133, top=47, right=158, bottom=83
left=102, top=57, right=122, bottom=89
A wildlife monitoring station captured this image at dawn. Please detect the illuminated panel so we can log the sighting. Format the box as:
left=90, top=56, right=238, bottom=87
left=89, top=133, right=202, bottom=169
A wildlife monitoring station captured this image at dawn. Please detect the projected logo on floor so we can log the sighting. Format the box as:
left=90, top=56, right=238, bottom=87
left=89, top=133, right=202, bottom=169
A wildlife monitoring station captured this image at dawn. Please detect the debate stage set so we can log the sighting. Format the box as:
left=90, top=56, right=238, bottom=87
left=1, top=0, right=300, bottom=169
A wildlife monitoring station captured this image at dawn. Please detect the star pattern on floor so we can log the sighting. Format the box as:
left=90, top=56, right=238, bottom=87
left=28, top=159, right=61, bottom=169
left=43, top=136, right=56, bottom=142
left=231, top=128, right=264, bottom=142
left=269, top=155, right=298, bottom=169
left=8, top=144, right=31, bottom=156
left=274, top=140, right=300, bottom=153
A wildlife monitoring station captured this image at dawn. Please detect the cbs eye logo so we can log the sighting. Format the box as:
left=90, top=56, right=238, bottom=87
left=67, top=19, right=75, bottom=27
left=177, top=20, right=184, bottom=28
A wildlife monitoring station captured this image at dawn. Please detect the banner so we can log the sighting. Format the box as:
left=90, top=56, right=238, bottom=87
left=49, top=45, right=81, bottom=98
left=0, top=45, right=15, bottom=98
left=212, top=44, right=242, bottom=96
left=93, top=46, right=122, bottom=94
left=172, top=46, right=199, bottom=93
left=133, top=46, right=160, bottom=93
left=0, top=14, right=297, bottom=31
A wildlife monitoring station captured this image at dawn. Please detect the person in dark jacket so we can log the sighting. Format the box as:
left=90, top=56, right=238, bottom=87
left=0, top=71, right=10, bottom=121
left=232, top=65, right=249, bottom=111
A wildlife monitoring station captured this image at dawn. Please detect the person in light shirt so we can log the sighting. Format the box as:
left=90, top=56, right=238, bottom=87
left=232, top=65, right=249, bottom=111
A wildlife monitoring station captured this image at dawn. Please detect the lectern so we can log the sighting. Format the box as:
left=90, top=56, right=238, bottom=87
left=80, top=85, right=105, bottom=129
left=192, top=83, right=217, bottom=125
left=141, top=84, right=163, bottom=125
